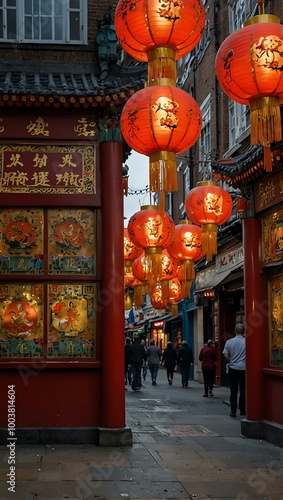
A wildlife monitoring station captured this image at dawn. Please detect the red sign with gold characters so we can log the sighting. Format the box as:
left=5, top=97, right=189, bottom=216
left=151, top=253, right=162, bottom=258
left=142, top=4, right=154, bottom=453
left=0, top=144, right=96, bottom=194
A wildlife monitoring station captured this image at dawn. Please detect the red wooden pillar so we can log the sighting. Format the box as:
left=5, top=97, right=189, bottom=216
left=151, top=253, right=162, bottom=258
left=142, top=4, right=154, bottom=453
left=243, top=216, right=268, bottom=421
left=100, top=141, right=125, bottom=428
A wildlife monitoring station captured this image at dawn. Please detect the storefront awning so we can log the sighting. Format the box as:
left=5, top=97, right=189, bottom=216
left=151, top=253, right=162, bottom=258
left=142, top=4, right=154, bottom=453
left=195, top=268, right=231, bottom=292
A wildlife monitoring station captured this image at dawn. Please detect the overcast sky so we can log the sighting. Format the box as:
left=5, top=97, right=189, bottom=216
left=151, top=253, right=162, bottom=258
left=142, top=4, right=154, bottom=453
left=123, top=151, right=151, bottom=223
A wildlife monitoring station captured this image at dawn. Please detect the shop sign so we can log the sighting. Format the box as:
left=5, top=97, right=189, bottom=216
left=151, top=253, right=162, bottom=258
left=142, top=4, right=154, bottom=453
left=152, top=320, right=164, bottom=328
left=216, top=245, right=244, bottom=273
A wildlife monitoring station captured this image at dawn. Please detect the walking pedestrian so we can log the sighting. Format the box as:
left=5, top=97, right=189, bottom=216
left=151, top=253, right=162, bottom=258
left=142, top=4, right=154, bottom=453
left=124, top=337, right=132, bottom=389
left=162, top=341, right=177, bottom=384
left=141, top=339, right=147, bottom=381
left=222, top=323, right=246, bottom=418
left=128, top=335, right=147, bottom=391
left=199, top=340, right=218, bottom=397
left=146, top=339, right=162, bottom=385
left=177, top=340, right=194, bottom=388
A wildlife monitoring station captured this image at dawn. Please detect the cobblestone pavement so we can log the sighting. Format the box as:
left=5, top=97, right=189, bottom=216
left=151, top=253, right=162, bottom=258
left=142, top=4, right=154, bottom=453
left=0, top=368, right=282, bottom=499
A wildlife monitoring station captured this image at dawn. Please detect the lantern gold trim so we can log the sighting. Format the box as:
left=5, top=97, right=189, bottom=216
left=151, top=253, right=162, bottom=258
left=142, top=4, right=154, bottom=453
left=150, top=151, right=177, bottom=192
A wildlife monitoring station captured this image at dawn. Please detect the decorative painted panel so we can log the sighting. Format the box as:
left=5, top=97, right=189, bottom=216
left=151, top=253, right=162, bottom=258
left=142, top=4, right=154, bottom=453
left=269, top=275, right=283, bottom=367
left=0, top=144, right=96, bottom=195
left=262, top=208, right=283, bottom=264
left=48, top=284, right=96, bottom=358
left=0, top=284, right=43, bottom=358
left=0, top=208, right=44, bottom=274
left=48, top=209, right=96, bottom=275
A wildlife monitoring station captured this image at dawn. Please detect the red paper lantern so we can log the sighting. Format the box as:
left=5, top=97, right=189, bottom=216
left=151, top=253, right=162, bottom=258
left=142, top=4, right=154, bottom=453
left=124, top=228, right=143, bottom=273
left=150, top=285, right=168, bottom=313
left=128, top=205, right=175, bottom=284
left=131, top=252, right=151, bottom=295
left=121, top=86, right=201, bottom=192
left=185, top=181, right=232, bottom=262
left=115, top=0, right=205, bottom=62
left=124, top=272, right=144, bottom=309
left=169, top=277, right=183, bottom=316
left=215, top=13, right=283, bottom=171
left=167, top=222, right=203, bottom=297
left=160, top=249, right=180, bottom=299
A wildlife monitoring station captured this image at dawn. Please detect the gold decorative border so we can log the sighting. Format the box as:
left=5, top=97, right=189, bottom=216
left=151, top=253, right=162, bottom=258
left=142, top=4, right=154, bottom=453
left=0, top=144, right=96, bottom=195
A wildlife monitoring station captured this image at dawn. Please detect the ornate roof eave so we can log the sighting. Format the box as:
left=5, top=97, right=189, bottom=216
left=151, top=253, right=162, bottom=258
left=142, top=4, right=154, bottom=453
left=0, top=61, right=148, bottom=110
left=212, top=141, right=283, bottom=188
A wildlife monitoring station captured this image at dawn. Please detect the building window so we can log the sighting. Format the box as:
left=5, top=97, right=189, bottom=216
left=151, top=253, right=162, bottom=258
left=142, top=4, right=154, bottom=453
left=184, top=166, right=190, bottom=196
left=228, top=0, right=257, bottom=33
left=0, top=0, right=87, bottom=44
left=229, top=100, right=250, bottom=148
left=199, top=94, right=211, bottom=179
left=227, top=0, right=256, bottom=148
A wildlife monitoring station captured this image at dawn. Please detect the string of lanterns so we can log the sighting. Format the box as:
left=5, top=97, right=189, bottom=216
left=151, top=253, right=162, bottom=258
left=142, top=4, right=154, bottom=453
left=116, top=1, right=233, bottom=314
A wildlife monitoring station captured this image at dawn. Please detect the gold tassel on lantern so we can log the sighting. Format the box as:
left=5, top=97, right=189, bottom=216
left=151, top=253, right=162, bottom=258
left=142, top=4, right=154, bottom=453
left=144, top=248, right=163, bottom=285
left=134, top=285, right=144, bottom=309
left=250, top=96, right=281, bottom=172
left=161, top=280, right=170, bottom=299
left=171, top=303, right=178, bottom=317
left=146, top=47, right=177, bottom=87
left=150, top=151, right=177, bottom=193
left=201, top=224, right=218, bottom=263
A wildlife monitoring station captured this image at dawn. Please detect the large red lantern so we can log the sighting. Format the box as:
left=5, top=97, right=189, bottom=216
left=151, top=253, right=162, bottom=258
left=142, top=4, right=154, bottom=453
left=121, top=86, right=201, bottom=192
left=124, top=228, right=143, bottom=273
left=185, top=181, right=232, bottom=262
left=115, top=0, right=205, bottom=63
left=167, top=221, right=203, bottom=297
left=215, top=12, right=283, bottom=171
left=128, top=205, right=175, bottom=284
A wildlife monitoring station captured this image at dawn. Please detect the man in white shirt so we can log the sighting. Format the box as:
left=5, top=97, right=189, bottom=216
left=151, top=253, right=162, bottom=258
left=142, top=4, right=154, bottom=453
left=223, top=323, right=246, bottom=418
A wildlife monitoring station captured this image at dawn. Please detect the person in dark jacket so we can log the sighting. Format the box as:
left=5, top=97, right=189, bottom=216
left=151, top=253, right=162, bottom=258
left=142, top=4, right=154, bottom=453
left=199, top=340, right=218, bottom=397
left=162, top=341, right=177, bottom=384
left=124, top=337, right=132, bottom=389
left=177, top=340, right=194, bottom=388
left=128, top=335, right=147, bottom=391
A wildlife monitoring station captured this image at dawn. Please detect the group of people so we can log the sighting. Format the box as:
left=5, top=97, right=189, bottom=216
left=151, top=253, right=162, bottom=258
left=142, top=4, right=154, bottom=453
left=125, top=336, right=194, bottom=391
left=125, top=322, right=246, bottom=419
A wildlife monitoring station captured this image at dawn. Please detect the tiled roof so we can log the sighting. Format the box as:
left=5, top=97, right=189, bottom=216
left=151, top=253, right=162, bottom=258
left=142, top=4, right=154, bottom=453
left=0, top=61, right=147, bottom=98
left=212, top=142, right=283, bottom=187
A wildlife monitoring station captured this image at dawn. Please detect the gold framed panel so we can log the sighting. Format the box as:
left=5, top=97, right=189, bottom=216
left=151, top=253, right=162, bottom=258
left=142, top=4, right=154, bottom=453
left=48, top=283, right=96, bottom=358
left=0, top=208, right=44, bottom=274
left=269, top=275, right=283, bottom=367
left=48, top=208, right=96, bottom=275
left=0, top=284, right=44, bottom=358
left=0, top=143, right=96, bottom=195
left=262, top=209, right=283, bottom=264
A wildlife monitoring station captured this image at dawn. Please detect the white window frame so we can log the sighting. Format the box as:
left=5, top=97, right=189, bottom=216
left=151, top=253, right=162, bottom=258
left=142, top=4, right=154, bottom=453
left=184, top=165, right=190, bottom=196
left=198, top=94, right=211, bottom=178
left=229, top=100, right=250, bottom=148
left=0, top=0, right=87, bottom=44
left=228, top=0, right=258, bottom=33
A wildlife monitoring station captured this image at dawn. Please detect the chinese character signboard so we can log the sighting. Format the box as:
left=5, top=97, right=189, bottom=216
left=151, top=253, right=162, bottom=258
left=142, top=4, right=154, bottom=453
left=0, top=144, right=96, bottom=194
